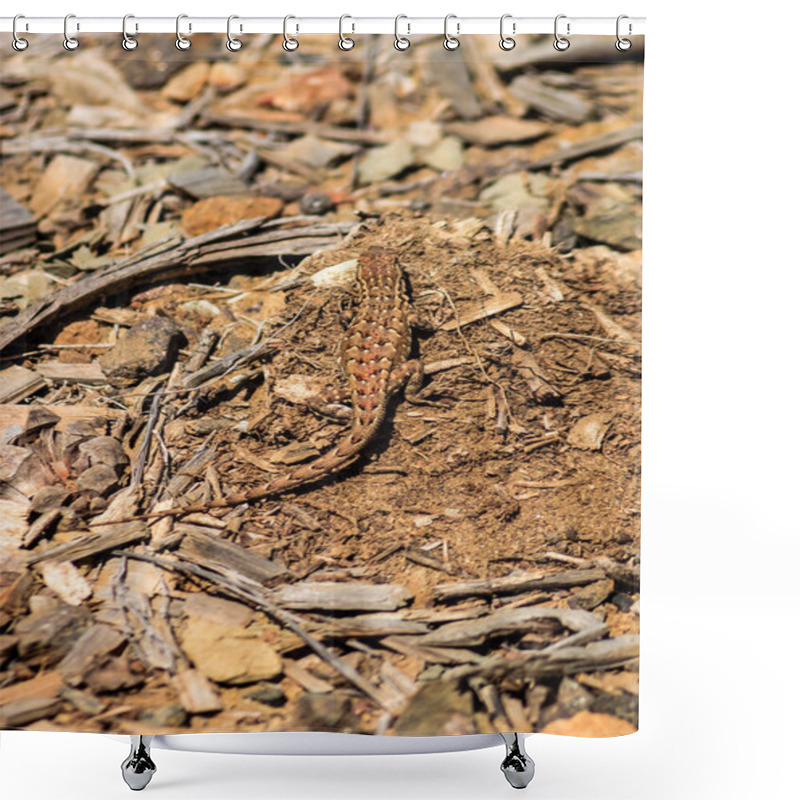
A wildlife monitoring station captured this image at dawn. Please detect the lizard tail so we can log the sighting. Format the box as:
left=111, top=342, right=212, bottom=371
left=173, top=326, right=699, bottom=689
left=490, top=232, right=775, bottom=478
left=93, top=416, right=383, bottom=526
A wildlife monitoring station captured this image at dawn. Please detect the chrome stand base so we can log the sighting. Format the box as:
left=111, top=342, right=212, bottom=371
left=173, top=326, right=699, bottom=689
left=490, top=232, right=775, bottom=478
left=499, top=733, right=535, bottom=789
left=121, top=735, right=156, bottom=791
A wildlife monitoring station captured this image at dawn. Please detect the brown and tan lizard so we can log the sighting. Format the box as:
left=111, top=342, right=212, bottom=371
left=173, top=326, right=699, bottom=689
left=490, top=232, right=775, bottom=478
left=103, top=246, right=424, bottom=524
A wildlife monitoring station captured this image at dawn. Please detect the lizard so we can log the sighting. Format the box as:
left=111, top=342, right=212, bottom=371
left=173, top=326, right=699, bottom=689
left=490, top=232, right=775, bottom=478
left=102, top=246, right=425, bottom=524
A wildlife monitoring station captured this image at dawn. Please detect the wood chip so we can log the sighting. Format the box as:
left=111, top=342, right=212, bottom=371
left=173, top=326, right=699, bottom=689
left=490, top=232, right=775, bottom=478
left=35, top=361, right=108, bottom=385
left=0, top=366, right=46, bottom=404
left=441, top=291, right=523, bottom=331
left=0, top=696, right=62, bottom=727
left=172, top=669, right=224, bottom=713
left=433, top=568, right=606, bottom=602
left=38, top=561, right=93, bottom=606
left=272, top=581, right=413, bottom=612
left=56, top=624, right=127, bottom=685
left=444, top=117, right=550, bottom=146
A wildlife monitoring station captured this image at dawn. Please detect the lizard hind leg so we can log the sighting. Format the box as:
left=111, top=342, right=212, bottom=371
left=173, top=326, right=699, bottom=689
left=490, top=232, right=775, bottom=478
left=388, top=359, right=425, bottom=404
left=307, top=385, right=353, bottom=422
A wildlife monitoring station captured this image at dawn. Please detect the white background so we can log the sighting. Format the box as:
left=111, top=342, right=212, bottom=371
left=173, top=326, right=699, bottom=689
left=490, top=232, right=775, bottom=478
left=2, top=1, right=799, bottom=798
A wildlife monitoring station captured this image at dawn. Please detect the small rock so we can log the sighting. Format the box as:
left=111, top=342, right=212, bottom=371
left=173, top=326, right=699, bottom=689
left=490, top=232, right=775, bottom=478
left=421, top=136, right=464, bottom=172
left=591, top=693, right=639, bottom=727
left=292, top=693, right=350, bottom=730
left=179, top=618, right=282, bottom=685
left=300, top=192, right=334, bottom=216
left=612, top=592, right=635, bottom=612
left=181, top=195, right=283, bottom=237
left=567, top=412, right=614, bottom=451
left=568, top=578, right=615, bottom=610
left=163, top=62, right=211, bottom=103
left=556, top=678, right=594, bottom=716
left=208, top=61, right=247, bottom=93
left=139, top=704, right=189, bottom=727
left=99, top=316, right=186, bottom=386
left=245, top=684, right=287, bottom=706
left=76, top=464, right=119, bottom=496
left=357, top=141, right=415, bottom=184
left=394, top=680, right=475, bottom=736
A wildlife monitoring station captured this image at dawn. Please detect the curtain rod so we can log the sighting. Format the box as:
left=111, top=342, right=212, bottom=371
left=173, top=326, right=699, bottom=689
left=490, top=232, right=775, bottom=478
left=1, top=16, right=646, bottom=37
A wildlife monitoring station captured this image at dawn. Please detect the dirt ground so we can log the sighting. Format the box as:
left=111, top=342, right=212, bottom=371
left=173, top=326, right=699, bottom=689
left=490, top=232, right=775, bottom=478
left=0, top=33, right=642, bottom=737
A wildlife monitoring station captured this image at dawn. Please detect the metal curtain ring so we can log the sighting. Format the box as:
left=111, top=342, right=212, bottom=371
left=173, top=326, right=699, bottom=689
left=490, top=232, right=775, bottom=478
left=616, top=14, right=632, bottom=51
left=553, top=14, right=570, bottom=51
left=499, top=14, right=516, bottom=51
left=121, top=14, right=138, bottom=50
left=443, top=14, right=460, bottom=50
left=338, top=14, right=355, bottom=50
left=394, top=15, right=410, bottom=50
left=283, top=15, right=299, bottom=51
left=227, top=15, right=243, bottom=51
left=176, top=14, right=191, bottom=50
left=63, top=13, right=79, bottom=51
left=12, top=14, right=29, bottom=51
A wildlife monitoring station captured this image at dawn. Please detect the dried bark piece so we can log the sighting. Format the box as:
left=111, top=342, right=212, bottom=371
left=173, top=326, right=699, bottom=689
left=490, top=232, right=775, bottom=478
left=29, top=155, right=98, bottom=218
left=0, top=404, right=125, bottom=433
left=15, top=604, right=92, bottom=666
left=172, top=669, right=223, bottom=714
left=178, top=529, right=287, bottom=584
left=0, top=696, right=62, bottom=727
left=272, top=582, right=413, bottom=612
left=34, top=362, right=107, bottom=385
left=509, top=75, right=594, bottom=123
left=0, top=187, right=36, bottom=256
left=0, top=366, right=46, bottom=403
left=83, top=656, right=144, bottom=694
left=440, top=291, right=523, bottom=332
left=434, top=568, right=606, bottom=602
left=39, top=561, right=93, bottom=607
left=76, top=464, right=119, bottom=496
left=163, top=62, right=210, bottom=103
left=444, top=116, right=550, bottom=146
left=56, top=624, right=127, bottom=686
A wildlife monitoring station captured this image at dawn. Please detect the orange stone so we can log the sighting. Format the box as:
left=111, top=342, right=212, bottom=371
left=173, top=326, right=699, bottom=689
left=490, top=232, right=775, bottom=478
left=181, top=196, right=284, bottom=237
left=540, top=711, right=637, bottom=738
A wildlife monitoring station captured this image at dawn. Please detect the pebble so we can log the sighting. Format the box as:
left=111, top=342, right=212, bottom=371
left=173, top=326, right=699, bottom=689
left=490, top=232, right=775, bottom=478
left=99, top=316, right=186, bottom=387
left=139, top=704, right=189, bottom=727
left=245, top=684, right=287, bottom=706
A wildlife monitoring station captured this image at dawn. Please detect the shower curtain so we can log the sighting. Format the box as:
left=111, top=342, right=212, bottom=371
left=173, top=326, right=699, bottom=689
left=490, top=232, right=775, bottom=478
left=0, top=28, right=642, bottom=739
